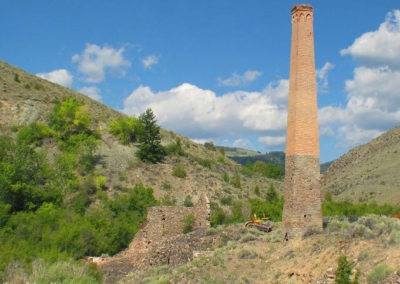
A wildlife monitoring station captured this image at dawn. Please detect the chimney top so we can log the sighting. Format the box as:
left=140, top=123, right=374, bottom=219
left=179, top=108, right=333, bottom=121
left=291, top=4, right=313, bottom=14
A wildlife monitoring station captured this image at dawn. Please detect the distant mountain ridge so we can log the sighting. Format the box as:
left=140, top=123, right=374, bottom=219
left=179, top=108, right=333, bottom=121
left=224, top=147, right=332, bottom=173
left=228, top=150, right=286, bottom=166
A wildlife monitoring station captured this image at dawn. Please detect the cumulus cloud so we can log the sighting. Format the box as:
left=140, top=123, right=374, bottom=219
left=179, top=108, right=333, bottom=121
left=218, top=70, right=262, bottom=87
left=337, top=125, right=384, bottom=149
left=316, top=62, right=334, bottom=92
left=122, top=81, right=288, bottom=147
left=36, top=69, right=73, bottom=88
left=78, top=86, right=101, bottom=101
left=319, top=10, right=400, bottom=149
left=319, top=66, right=400, bottom=147
left=141, top=55, right=159, bottom=69
left=341, top=9, right=400, bottom=69
left=258, top=136, right=286, bottom=147
left=72, top=44, right=131, bottom=83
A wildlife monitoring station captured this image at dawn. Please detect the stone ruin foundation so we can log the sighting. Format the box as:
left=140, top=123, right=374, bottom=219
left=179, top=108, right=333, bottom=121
left=98, top=194, right=211, bottom=282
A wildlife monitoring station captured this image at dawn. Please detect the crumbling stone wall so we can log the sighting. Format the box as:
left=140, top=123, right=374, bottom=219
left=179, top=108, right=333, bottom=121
left=138, top=193, right=210, bottom=246
left=101, top=194, right=211, bottom=276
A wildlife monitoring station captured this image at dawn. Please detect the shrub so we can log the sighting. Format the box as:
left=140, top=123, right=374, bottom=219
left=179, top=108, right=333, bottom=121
left=48, top=98, right=92, bottom=138
left=14, top=73, right=21, bottom=83
left=109, top=117, right=139, bottom=144
left=367, top=264, right=394, bottom=284
left=161, top=195, right=176, bottom=206
left=95, top=176, right=107, bottom=190
left=335, top=255, right=359, bottom=284
left=182, top=214, right=196, bottom=234
left=183, top=195, right=194, bottom=207
left=162, top=182, right=171, bottom=190
left=222, top=172, right=230, bottom=183
left=16, top=123, right=53, bottom=146
left=220, top=196, right=232, bottom=206
left=210, top=206, right=227, bottom=227
left=165, top=138, right=185, bottom=156
left=231, top=171, right=241, bottom=189
left=172, top=165, right=187, bottom=178
left=266, top=183, right=279, bottom=202
left=230, top=201, right=245, bottom=223
left=30, top=260, right=102, bottom=283
left=237, top=249, right=258, bottom=259
left=204, top=141, right=216, bottom=151
left=192, top=156, right=212, bottom=168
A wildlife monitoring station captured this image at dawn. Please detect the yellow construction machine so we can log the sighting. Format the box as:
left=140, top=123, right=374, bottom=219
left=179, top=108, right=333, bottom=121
left=245, top=213, right=273, bottom=232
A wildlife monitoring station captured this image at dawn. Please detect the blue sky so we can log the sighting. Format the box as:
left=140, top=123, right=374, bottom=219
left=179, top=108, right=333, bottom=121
left=2, top=1, right=400, bottom=162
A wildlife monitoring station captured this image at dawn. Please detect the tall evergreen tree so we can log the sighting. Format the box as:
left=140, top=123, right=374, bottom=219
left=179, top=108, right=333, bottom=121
left=136, top=109, right=165, bottom=163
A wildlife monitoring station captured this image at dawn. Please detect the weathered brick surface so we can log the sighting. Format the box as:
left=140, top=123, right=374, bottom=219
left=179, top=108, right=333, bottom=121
left=283, top=4, right=322, bottom=239
left=283, top=155, right=322, bottom=238
left=286, top=4, right=319, bottom=156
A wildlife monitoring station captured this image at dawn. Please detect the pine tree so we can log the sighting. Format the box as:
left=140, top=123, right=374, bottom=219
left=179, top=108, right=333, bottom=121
left=136, top=109, right=166, bottom=163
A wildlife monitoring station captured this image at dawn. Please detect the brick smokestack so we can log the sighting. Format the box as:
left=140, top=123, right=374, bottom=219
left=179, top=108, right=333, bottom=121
left=282, top=4, right=323, bottom=240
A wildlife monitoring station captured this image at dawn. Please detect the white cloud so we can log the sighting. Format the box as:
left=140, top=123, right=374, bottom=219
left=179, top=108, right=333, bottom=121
left=122, top=81, right=288, bottom=144
left=36, top=69, right=73, bottom=88
left=218, top=70, right=262, bottom=87
left=258, top=136, right=286, bottom=147
left=341, top=9, right=400, bottom=69
left=141, top=55, right=159, bottom=69
left=72, top=44, right=131, bottom=83
left=78, top=86, right=101, bottom=101
left=318, top=66, right=400, bottom=148
left=337, top=125, right=383, bottom=149
left=316, top=62, right=334, bottom=92
left=322, top=10, right=400, bottom=150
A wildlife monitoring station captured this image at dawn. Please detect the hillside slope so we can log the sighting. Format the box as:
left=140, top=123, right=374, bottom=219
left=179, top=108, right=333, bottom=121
left=323, top=126, right=400, bottom=205
left=0, top=60, right=282, bottom=206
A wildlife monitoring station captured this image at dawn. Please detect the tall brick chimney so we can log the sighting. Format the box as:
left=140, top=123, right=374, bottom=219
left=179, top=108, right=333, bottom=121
left=282, top=4, right=323, bottom=240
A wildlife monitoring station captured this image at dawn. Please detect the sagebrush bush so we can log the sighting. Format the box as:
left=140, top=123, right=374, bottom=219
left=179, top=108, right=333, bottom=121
left=326, top=215, right=400, bottom=245
left=237, top=249, right=258, bottom=259
left=165, top=138, right=185, bottom=157
left=367, top=264, right=394, bottom=284
left=240, top=233, right=258, bottom=243
left=172, top=165, right=187, bottom=178
left=183, top=195, right=194, bottom=207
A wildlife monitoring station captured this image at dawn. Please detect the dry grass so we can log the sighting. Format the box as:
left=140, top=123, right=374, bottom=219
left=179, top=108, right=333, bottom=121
left=121, top=216, right=400, bottom=283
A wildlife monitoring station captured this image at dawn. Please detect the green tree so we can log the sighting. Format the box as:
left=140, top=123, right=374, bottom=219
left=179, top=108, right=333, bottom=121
left=0, top=136, right=61, bottom=213
left=48, top=98, right=91, bottom=139
left=266, top=183, right=279, bottom=202
left=136, top=109, right=166, bottom=163
left=335, top=255, right=359, bottom=284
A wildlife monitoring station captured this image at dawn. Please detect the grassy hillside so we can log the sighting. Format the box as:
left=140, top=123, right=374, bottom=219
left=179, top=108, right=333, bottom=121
left=323, top=126, right=400, bottom=205
left=0, top=60, right=285, bottom=280
left=2, top=60, right=400, bottom=283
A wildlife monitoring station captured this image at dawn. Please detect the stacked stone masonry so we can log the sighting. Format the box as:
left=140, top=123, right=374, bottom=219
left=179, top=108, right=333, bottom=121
left=99, top=194, right=211, bottom=281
